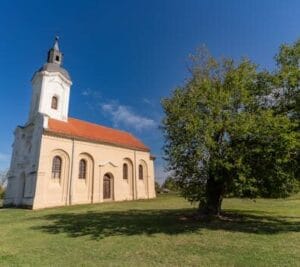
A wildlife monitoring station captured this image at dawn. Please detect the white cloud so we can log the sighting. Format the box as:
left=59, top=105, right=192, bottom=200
left=101, top=102, right=156, bottom=131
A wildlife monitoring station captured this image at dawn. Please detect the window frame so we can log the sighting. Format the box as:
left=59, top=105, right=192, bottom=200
left=51, top=96, right=58, bottom=110
left=52, top=156, right=62, bottom=179
left=79, top=159, right=87, bottom=179
left=138, top=164, right=143, bottom=180
left=123, top=163, right=128, bottom=180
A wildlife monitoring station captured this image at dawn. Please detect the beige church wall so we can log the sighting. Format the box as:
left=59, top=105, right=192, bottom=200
left=33, top=138, right=72, bottom=209
left=136, top=159, right=148, bottom=199
left=120, top=158, right=134, bottom=201
left=136, top=154, right=156, bottom=199
left=72, top=153, right=94, bottom=205
left=32, top=133, right=156, bottom=209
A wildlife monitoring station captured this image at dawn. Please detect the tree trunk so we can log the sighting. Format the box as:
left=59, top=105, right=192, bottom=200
left=199, top=177, right=225, bottom=216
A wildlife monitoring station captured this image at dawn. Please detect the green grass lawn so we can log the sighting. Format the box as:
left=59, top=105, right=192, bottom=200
left=0, top=194, right=299, bottom=267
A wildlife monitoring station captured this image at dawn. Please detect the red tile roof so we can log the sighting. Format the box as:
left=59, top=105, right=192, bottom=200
left=46, top=117, right=150, bottom=152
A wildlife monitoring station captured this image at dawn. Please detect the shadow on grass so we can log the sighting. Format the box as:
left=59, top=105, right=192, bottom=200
left=32, top=208, right=300, bottom=240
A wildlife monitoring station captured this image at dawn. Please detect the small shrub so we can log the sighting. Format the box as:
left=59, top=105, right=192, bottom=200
left=0, top=185, right=5, bottom=199
left=162, top=177, right=178, bottom=192
left=155, top=181, right=161, bottom=194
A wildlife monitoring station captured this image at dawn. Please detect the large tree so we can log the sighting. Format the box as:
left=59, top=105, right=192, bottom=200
left=273, top=39, right=300, bottom=124
left=162, top=46, right=299, bottom=216
left=273, top=40, right=300, bottom=178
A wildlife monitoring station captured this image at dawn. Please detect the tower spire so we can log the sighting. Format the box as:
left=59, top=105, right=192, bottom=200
left=47, top=36, right=63, bottom=66
left=47, top=36, right=63, bottom=65
left=36, top=37, right=71, bottom=81
left=53, top=36, right=60, bottom=51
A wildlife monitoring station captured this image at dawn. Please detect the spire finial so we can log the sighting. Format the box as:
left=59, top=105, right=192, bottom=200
left=53, top=35, right=59, bottom=51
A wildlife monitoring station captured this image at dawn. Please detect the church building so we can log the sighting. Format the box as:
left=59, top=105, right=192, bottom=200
left=4, top=38, right=156, bottom=209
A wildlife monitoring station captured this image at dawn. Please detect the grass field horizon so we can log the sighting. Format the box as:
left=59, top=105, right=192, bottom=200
left=0, top=193, right=299, bottom=266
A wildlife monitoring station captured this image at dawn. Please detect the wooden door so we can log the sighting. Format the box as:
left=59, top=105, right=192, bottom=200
left=103, top=175, right=111, bottom=199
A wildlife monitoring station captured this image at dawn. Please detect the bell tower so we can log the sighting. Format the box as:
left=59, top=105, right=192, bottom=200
left=28, top=37, right=72, bottom=122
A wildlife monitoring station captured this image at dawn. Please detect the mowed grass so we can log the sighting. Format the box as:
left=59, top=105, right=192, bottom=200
left=0, top=194, right=300, bottom=267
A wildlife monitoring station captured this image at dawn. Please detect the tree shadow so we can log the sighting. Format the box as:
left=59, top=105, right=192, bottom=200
left=32, top=208, right=300, bottom=240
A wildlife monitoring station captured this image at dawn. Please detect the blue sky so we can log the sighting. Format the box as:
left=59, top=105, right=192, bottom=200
left=0, top=0, right=299, bottom=183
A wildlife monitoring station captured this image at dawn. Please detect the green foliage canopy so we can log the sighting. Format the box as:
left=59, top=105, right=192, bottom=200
left=162, top=45, right=299, bottom=215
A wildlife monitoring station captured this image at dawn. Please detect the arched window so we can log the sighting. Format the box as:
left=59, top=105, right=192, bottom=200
left=123, top=163, right=128, bottom=179
left=138, top=164, right=143, bottom=180
left=51, top=96, right=58, bottom=110
left=52, top=156, right=62, bottom=178
left=79, top=159, right=87, bottom=179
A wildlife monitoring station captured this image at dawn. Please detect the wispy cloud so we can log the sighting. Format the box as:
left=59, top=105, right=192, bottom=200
left=101, top=102, right=156, bottom=131
left=142, top=98, right=159, bottom=108
left=81, top=88, right=102, bottom=99
left=142, top=98, right=152, bottom=105
left=81, top=88, right=157, bottom=131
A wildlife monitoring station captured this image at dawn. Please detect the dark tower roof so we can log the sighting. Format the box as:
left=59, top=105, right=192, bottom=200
left=36, top=36, right=71, bottom=81
left=47, top=36, right=62, bottom=65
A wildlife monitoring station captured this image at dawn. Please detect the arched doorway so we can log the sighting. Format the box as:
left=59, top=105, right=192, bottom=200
left=103, top=173, right=113, bottom=201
